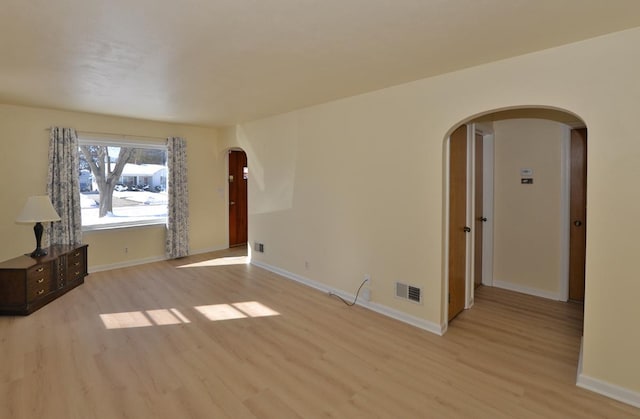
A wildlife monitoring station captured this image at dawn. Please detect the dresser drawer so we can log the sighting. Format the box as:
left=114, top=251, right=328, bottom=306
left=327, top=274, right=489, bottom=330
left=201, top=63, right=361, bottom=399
left=27, top=277, right=51, bottom=301
left=26, top=263, right=52, bottom=302
left=27, top=283, right=50, bottom=301
left=67, top=250, right=86, bottom=282
left=27, top=263, right=51, bottom=285
left=67, top=249, right=85, bottom=267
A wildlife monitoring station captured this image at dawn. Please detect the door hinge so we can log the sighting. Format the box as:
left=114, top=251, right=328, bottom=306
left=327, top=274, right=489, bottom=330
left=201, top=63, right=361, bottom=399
left=448, top=293, right=451, bottom=303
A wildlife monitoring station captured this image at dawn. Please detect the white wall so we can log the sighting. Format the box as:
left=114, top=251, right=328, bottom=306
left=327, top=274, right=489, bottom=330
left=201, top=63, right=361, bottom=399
left=492, top=119, right=566, bottom=299
left=221, top=27, right=640, bottom=399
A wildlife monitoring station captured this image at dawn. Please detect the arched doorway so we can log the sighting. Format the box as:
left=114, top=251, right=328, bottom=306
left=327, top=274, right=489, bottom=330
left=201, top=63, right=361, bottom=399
left=228, top=149, right=248, bottom=247
left=445, top=107, right=587, bottom=323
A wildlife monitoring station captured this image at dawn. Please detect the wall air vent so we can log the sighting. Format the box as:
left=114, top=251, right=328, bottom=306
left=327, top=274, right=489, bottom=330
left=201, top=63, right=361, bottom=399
left=395, top=282, right=422, bottom=304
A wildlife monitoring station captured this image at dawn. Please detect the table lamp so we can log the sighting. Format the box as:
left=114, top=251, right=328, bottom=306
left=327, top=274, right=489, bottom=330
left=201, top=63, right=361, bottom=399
left=16, top=195, right=61, bottom=257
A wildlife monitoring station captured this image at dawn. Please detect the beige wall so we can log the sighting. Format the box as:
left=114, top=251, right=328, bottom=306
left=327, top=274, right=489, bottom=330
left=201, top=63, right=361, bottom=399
left=493, top=119, right=566, bottom=298
left=0, top=104, right=225, bottom=268
left=223, top=27, right=640, bottom=395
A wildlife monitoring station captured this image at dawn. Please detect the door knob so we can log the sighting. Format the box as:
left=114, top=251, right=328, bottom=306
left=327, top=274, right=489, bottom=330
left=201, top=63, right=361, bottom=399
left=463, top=226, right=471, bottom=233
left=574, top=220, right=582, bottom=227
left=230, top=201, right=236, bottom=205
left=479, top=217, right=488, bottom=222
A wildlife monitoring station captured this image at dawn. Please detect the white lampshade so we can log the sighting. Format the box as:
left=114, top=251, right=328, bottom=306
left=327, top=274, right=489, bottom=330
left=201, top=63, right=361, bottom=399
left=16, top=195, right=61, bottom=223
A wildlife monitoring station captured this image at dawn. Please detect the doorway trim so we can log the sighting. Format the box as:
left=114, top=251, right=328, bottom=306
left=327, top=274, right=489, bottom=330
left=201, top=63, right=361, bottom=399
left=480, top=128, right=495, bottom=288
left=560, top=127, right=571, bottom=301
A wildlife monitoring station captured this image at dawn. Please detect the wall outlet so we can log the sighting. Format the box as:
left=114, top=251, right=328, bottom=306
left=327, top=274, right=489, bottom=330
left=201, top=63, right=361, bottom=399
left=304, top=260, right=310, bottom=270
left=254, top=242, right=264, bottom=253
left=124, top=247, right=128, bottom=254
left=364, top=274, right=371, bottom=284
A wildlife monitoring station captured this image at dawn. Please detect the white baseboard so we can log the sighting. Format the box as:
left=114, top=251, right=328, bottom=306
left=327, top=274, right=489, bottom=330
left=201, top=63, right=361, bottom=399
left=189, top=245, right=229, bottom=257
left=89, top=255, right=166, bottom=273
left=88, top=245, right=228, bottom=273
left=366, top=300, right=445, bottom=336
left=250, top=260, right=445, bottom=336
left=576, top=339, right=640, bottom=408
left=493, top=279, right=563, bottom=301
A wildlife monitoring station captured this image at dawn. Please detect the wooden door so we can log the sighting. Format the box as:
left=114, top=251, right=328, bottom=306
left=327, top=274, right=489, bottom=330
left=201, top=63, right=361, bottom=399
left=474, top=133, right=484, bottom=288
left=229, top=150, right=248, bottom=247
left=569, top=129, right=587, bottom=301
left=449, top=125, right=468, bottom=321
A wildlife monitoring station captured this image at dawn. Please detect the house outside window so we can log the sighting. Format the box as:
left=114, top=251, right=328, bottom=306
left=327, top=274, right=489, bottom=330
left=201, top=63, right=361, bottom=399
left=78, top=137, right=168, bottom=231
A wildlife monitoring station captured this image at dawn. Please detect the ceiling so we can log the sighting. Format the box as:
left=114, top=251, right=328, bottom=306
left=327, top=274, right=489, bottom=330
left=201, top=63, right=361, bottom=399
left=1, top=1, right=640, bottom=127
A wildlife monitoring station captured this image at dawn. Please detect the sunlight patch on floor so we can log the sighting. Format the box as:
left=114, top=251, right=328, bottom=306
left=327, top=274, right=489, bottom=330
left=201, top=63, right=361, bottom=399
left=177, top=255, right=250, bottom=268
left=100, top=308, right=190, bottom=329
left=232, top=301, right=280, bottom=317
left=195, top=301, right=280, bottom=321
left=100, top=311, right=153, bottom=329
left=195, top=304, right=247, bottom=321
left=100, top=302, right=278, bottom=329
left=146, top=309, right=188, bottom=326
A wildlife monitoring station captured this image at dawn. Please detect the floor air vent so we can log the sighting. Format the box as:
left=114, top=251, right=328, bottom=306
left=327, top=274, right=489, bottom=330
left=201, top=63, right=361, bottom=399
left=395, top=282, right=422, bottom=304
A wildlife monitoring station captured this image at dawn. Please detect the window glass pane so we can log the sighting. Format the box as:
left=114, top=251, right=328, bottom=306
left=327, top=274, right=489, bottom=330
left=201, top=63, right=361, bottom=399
left=78, top=142, right=168, bottom=230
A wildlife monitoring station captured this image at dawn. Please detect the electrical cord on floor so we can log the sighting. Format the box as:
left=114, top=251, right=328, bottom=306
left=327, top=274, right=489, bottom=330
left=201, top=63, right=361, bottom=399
left=329, top=278, right=368, bottom=306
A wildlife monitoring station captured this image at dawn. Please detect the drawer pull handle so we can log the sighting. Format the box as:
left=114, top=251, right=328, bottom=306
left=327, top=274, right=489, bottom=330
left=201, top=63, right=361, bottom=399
left=74, top=262, right=80, bottom=266
left=74, top=252, right=80, bottom=257
left=75, top=271, right=81, bottom=276
left=37, top=278, right=45, bottom=284
left=36, top=267, right=44, bottom=273
left=37, top=289, right=45, bottom=296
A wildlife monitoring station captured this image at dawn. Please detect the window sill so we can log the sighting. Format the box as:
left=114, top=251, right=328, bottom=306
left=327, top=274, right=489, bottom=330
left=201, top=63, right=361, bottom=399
left=82, top=219, right=167, bottom=232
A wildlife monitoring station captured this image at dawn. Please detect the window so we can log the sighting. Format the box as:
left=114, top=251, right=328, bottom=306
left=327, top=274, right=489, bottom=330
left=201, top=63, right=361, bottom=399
left=78, top=138, right=168, bottom=231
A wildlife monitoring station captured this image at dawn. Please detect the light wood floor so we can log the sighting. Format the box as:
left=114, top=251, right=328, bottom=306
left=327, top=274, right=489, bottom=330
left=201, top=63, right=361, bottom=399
left=1, top=247, right=638, bottom=418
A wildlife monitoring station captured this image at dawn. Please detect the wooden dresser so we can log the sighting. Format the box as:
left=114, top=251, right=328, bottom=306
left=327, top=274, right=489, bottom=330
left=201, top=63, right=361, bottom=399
left=0, top=244, right=88, bottom=315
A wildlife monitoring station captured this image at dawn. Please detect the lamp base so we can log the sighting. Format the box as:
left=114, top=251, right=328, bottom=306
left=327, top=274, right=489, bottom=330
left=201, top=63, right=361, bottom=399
left=29, top=222, right=47, bottom=258
left=30, top=248, right=48, bottom=258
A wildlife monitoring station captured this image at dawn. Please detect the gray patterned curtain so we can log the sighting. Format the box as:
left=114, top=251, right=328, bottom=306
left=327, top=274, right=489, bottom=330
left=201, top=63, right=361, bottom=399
left=46, top=127, right=82, bottom=245
left=166, top=136, right=189, bottom=258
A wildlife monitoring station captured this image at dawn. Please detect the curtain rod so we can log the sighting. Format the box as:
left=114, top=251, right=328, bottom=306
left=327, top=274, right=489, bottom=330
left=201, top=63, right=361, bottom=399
left=44, top=128, right=166, bottom=141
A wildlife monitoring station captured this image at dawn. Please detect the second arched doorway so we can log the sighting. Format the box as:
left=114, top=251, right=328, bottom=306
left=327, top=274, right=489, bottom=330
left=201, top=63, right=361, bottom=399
left=446, top=107, right=587, bottom=323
